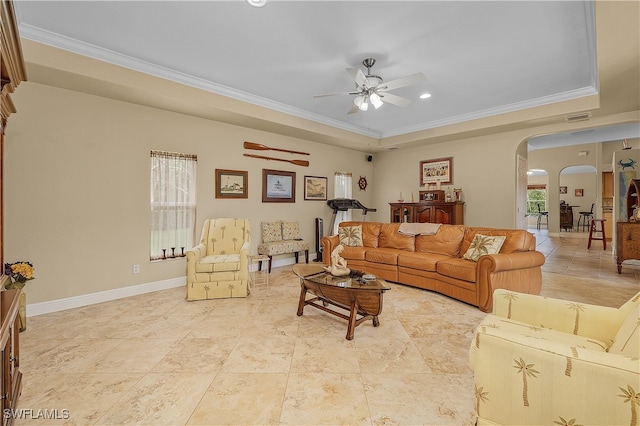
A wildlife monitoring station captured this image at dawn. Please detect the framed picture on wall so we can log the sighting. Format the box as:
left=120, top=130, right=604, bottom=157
left=420, top=157, right=453, bottom=186
left=215, top=169, right=248, bottom=199
left=560, top=186, right=568, bottom=194
left=304, top=176, right=327, bottom=200
left=262, top=169, right=296, bottom=202
left=575, top=188, right=584, bottom=197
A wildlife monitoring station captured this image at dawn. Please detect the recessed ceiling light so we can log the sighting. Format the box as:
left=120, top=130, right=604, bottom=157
left=246, top=0, right=267, bottom=7
left=419, top=93, right=432, bottom=99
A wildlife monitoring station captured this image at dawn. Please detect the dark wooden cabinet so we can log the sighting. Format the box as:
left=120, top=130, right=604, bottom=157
left=560, top=205, right=575, bottom=231
left=0, top=289, right=21, bottom=425
left=389, top=202, right=464, bottom=224
left=616, top=222, right=640, bottom=274
left=617, top=179, right=640, bottom=274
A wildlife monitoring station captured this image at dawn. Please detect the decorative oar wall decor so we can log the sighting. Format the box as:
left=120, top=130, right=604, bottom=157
left=243, top=153, right=309, bottom=167
left=244, top=141, right=309, bottom=156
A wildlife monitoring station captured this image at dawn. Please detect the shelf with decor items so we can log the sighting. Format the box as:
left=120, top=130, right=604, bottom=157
left=625, top=179, right=640, bottom=220
left=389, top=201, right=464, bottom=224
left=617, top=179, right=640, bottom=273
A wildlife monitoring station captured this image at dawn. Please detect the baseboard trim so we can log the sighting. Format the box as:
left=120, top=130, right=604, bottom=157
left=27, top=251, right=319, bottom=317
left=26, top=277, right=186, bottom=317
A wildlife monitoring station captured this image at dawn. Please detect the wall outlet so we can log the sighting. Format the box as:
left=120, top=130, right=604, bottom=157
left=132, top=264, right=140, bottom=274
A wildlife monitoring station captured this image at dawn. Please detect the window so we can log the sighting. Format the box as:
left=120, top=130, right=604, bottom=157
left=150, top=151, right=197, bottom=260
left=333, top=172, right=352, bottom=234
left=527, top=184, right=547, bottom=214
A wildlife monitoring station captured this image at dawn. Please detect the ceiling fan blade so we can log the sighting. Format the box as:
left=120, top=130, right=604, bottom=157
left=377, top=72, right=426, bottom=92
left=346, top=67, right=369, bottom=89
left=347, top=105, right=360, bottom=114
left=313, top=91, right=359, bottom=98
left=379, top=92, right=412, bottom=107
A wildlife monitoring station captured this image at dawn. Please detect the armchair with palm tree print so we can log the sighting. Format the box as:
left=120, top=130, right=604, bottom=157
left=186, top=218, right=250, bottom=300
left=470, top=289, right=639, bottom=425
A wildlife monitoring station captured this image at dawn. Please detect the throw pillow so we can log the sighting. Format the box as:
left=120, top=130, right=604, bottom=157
left=282, top=221, right=302, bottom=240
left=462, top=234, right=506, bottom=262
left=608, top=304, right=639, bottom=357
left=261, top=221, right=282, bottom=243
left=339, top=225, right=363, bottom=247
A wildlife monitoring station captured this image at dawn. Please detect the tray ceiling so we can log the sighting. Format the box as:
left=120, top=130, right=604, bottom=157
left=15, top=0, right=602, bottom=141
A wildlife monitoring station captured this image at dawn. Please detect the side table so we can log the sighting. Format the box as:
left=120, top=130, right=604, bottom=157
left=249, top=254, right=270, bottom=289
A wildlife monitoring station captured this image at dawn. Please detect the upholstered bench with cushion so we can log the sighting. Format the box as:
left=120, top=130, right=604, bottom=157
left=257, top=221, right=309, bottom=273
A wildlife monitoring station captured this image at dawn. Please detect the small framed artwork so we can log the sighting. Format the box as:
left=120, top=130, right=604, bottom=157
left=560, top=186, right=568, bottom=194
left=575, top=188, right=584, bottom=197
left=215, top=169, right=248, bottom=199
left=420, top=157, right=453, bottom=186
left=304, top=175, right=327, bottom=201
left=262, top=169, right=296, bottom=203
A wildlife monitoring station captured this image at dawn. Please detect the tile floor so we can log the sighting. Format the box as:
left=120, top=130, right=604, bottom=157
left=14, top=229, right=640, bottom=425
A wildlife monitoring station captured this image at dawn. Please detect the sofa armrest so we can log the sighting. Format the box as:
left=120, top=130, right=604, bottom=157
left=321, top=235, right=340, bottom=264
left=469, top=322, right=639, bottom=424
left=478, top=251, right=545, bottom=272
left=186, top=243, right=207, bottom=282
left=476, top=251, right=545, bottom=313
left=491, top=289, right=624, bottom=343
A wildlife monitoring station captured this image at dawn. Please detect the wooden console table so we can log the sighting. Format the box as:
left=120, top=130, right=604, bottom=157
left=0, top=289, right=22, bottom=425
left=389, top=201, right=464, bottom=224
left=293, top=264, right=390, bottom=340
left=616, top=221, right=640, bottom=273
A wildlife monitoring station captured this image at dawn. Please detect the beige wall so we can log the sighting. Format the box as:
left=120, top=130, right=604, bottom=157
left=5, top=80, right=640, bottom=307
left=5, top=82, right=375, bottom=304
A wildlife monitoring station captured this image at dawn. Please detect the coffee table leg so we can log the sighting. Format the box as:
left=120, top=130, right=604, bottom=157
left=373, top=316, right=380, bottom=327
left=346, top=301, right=358, bottom=340
left=297, top=281, right=307, bottom=316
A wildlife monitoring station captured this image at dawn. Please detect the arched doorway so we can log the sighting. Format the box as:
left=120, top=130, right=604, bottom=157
left=559, top=165, right=597, bottom=232
left=527, top=169, right=549, bottom=231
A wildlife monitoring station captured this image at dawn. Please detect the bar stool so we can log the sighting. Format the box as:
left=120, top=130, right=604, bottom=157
left=587, top=219, right=606, bottom=250
left=536, top=203, right=548, bottom=230
left=577, top=203, right=595, bottom=232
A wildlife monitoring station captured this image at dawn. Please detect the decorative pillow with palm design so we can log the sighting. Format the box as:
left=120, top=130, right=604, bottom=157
left=462, top=234, right=506, bottom=261
left=338, top=225, right=363, bottom=247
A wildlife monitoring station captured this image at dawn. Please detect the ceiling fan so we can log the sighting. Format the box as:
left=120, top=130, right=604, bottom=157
left=314, top=58, right=427, bottom=114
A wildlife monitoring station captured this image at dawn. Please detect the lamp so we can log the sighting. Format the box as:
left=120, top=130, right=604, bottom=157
left=370, top=93, right=383, bottom=109
left=354, top=91, right=383, bottom=111
left=354, top=95, right=368, bottom=111
left=246, top=0, right=267, bottom=7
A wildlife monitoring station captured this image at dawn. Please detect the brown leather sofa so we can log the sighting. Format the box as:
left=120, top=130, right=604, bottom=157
left=321, top=221, right=545, bottom=312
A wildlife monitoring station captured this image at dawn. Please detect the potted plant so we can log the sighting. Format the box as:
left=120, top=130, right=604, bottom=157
left=3, top=261, right=35, bottom=332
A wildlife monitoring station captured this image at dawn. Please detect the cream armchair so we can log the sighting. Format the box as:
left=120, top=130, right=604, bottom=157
left=186, top=218, right=250, bottom=300
left=470, top=289, right=640, bottom=425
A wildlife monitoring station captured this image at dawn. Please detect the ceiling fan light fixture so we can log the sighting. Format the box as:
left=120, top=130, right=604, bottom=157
left=354, top=95, right=369, bottom=111
left=246, top=0, right=267, bottom=7
left=370, top=93, right=383, bottom=109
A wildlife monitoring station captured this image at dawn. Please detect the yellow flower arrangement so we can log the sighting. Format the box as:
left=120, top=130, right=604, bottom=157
left=3, top=261, right=35, bottom=290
